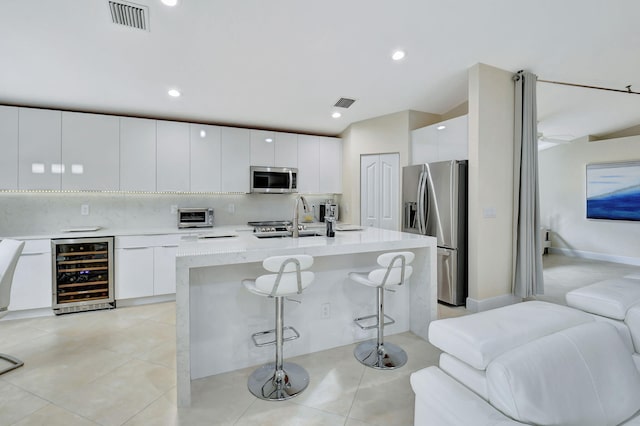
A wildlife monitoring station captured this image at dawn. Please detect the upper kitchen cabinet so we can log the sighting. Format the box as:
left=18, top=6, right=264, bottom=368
left=62, top=112, right=120, bottom=191
left=250, top=130, right=275, bottom=166
left=221, top=127, right=250, bottom=193
left=274, top=132, right=298, bottom=168
left=190, top=124, right=221, bottom=192
left=297, top=135, right=320, bottom=193
left=0, top=106, right=18, bottom=190
left=157, top=120, right=190, bottom=192
left=18, top=108, right=62, bottom=190
left=318, top=137, right=342, bottom=193
left=411, top=115, right=468, bottom=164
left=120, top=117, right=156, bottom=192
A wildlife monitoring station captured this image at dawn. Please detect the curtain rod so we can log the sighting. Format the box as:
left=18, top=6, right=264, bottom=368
left=537, top=78, right=640, bottom=95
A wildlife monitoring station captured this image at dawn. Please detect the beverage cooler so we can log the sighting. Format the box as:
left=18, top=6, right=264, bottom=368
left=51, top=237, right=115, bottom=314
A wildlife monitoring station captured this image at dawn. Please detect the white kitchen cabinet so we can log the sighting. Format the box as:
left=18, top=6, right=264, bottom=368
left=318, top=137, right=342, bottom=193
left=221, top=127, right=250, bottom=193
left=411, top=115, right=468, bottom=164
left=120, top=117, right=157, bottom=192
left=154, top=244, right=178, bottom=295
left=18, top=108, right=62, bottom=190
left=9, top=239, right=52, bottom=311
left=297, top=135, right=320, bottom=193
left=61, top=112, right=120, bottom=191
left=250, top=130, right=275, bottom=166
left=157, top=120, right=190, bottom=192
left=274, top=132, right=298, bottom=168
left=190, top=124, right=221, bottom=193
left=0, top=106, right=19, bottom=190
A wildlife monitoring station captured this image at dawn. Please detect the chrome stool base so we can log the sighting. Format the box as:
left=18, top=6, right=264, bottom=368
left=247, top=361, right=310, bottom=401
left=354, top=340, right=407, bottom=370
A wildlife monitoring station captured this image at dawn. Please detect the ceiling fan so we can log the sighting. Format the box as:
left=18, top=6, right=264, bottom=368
left=537, top=132, right=574, bottom=144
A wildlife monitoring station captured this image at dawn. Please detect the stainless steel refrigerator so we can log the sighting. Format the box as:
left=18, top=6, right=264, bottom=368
left=402, top=160, right=467, bottom=306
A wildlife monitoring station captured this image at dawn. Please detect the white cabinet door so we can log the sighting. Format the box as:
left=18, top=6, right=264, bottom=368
left=221, top=127, right=250, bottom=193
left=0, top=106, right=18, bottom=190
left=250, top=130, right=275, bottom=167
left=120, top=117, right=156, bottom=192
left=318, top=137, right=342, bottom=193
left=115, top=247, right=154, bottom=299
left=360, top=153, right=399, bottom=230
left=18, top=108, right=62, bottom=190
left=9, top=240, right=52, bottom=311
left=154, top=245, right=177, bottom=295
left=411, top=125, right=438, bottom=165
left=191, top=124, right=221, bottom=192
left=61, top=112, right=120, bottom=191
left=437, top=115, right=468, bottom=161
left=297, top=135, right=320, bottom=193
left=274, top=132, right=298, bottom=168
left=157, top=121, right=190, bottom=192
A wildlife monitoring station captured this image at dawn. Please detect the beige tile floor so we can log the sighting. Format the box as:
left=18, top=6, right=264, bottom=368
left=0, top=301, right=442, bottom=426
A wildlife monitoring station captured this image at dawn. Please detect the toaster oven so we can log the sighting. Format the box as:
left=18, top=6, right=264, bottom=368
left=178, top=208, right=214, bottom=228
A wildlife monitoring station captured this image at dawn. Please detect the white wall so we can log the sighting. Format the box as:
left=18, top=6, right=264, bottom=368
left=539, top=135, right=640, bottom=264
left=467, top=63, right=517, bottom=308
left=0, top=193, right=336, bottom=237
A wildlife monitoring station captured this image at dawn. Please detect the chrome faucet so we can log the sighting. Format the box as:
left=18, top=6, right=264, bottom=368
left=291, top=194, right=309, bottom=238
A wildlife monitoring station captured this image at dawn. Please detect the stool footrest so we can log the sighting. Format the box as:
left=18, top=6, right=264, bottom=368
left=354, top=313, right=395, bottom=330
left=251, top=326, right=300, bottom=347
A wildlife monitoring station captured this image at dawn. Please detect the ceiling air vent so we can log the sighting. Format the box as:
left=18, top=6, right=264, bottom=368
left=108, top=0, right=149, bottom=31
left=334, top=98, right=356, bottom=109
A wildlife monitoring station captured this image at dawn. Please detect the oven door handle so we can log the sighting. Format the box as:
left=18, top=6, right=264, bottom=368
left=288, top=169, right=293, bottom=192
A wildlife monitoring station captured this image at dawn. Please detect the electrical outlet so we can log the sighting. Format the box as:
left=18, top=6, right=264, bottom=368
left=171, top=205, right=178, bottom=214
left=80, top=204, right=89, bottom=216
left=321, top=303, right=330, bottom=319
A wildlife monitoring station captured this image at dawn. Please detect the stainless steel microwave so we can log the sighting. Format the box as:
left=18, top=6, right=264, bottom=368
left=250, top=166, right=297, bottom=194
left=178, top=208, right=214, bottom=228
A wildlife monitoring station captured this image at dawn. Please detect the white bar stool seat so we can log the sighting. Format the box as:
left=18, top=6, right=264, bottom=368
left=242, top=254, right=314, bottom=401
left=0, top=239, right=26, bottom=375
left=349, top=251, right=414, bottom=369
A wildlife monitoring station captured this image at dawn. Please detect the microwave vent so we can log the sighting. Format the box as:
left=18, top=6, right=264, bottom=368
left=108, top=0, right=149, bottom=31
left=334, top=98, right=356, bottom=109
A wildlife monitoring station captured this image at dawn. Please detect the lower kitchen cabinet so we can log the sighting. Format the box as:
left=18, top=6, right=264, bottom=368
left=115, top=235, right=179, bottom=300
left=9, top=239, right=52, bottom=311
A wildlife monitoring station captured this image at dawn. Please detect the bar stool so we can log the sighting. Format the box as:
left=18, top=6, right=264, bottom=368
left=242, top=254, right=314, bottom=401
left=349, top=251, right=414, bottom=369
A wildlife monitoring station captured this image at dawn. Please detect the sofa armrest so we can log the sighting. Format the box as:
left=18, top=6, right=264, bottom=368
left=410, top=366, right=525, bottom=426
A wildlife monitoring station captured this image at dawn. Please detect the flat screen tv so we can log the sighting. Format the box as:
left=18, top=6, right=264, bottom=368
left=586, top=161, right=640, bottom=221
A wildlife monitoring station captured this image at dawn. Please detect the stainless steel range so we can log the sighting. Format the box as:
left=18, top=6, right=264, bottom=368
left=248, top=221, right=319, bottom=238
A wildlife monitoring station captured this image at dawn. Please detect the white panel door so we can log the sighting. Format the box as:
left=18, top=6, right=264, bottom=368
left=157, top=120, right=190, bottom=192
left=154, top=245, right=177, bottom=295
left=220, top=127, right=251, bottom=193
left=360, top=153, right=399, bottom=230
left=297, top=135, right=320, bottom=193
left=318, top=137, right=342, bottom=194
left=115, top=247, right=154, bottom=299
left=18, top=108, right=62, bottom=190
left=9, top=240, right=52, bottom=310
left=190, top=124, right=221, bottom=192
left=250, top=130, right=275, bottom=167
left=120, top=117, right=156, bottom=192
left=0, top=106, right=18, bottom=190
left=274, top=132, right=298, bottom=168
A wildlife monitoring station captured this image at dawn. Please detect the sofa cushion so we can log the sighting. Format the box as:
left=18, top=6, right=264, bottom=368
left=439, top=352, right=489, bottom=400
left=589, top=313, right=635, bottom=352
left=566, top=278, right=640, bottom=320
left=487, top=322, right=640, bottom=426
left=428, top=301, right=593, bottom=370
left=627, top=304, right=640, bottom=354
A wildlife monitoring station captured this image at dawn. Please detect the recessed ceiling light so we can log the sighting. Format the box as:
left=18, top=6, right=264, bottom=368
left=265, top=138, right=273, bottom=143
left=437, top=125, right=446, bottom=130
left=200, top=130, right=207, bottom=138
left=392, top=50, right=406, bottom=61
left=168, top=89, right=181, bottom=97
left=331, top=112, right=342, bottom=119
left=161, top=0, right=178, bottom=6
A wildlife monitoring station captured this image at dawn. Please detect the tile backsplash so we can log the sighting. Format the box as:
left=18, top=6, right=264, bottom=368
left=0, top=192, right=340, bottom=237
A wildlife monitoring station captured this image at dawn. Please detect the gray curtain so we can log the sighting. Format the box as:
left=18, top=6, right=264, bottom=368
left=512, top=70, right=544, bottom=298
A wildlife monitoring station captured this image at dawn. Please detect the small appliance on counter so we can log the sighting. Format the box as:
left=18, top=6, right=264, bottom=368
left=316, top=200, right=339, bottom=222
left=178, top=208, right=214, bottom=229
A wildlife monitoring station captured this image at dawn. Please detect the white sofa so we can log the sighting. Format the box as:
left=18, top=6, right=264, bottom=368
left=411, top=301, right=640, bottom=425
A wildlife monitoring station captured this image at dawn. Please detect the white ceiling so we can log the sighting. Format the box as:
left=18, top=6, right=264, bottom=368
left=1, top=0, right=639, bottom=139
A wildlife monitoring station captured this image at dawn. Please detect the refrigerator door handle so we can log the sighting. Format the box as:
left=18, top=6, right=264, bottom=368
left=417, top=170, right=426, bottom=234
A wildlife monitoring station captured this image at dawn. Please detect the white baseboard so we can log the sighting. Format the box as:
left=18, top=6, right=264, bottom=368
left=549, top=247, right=640, bottom=266
left=466, top=293, right=522, bottom=313
left=116, top=294, right=175, bottom=307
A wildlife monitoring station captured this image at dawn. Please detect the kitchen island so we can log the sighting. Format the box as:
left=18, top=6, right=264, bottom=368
left=175, top=226, right=437, bottom=406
